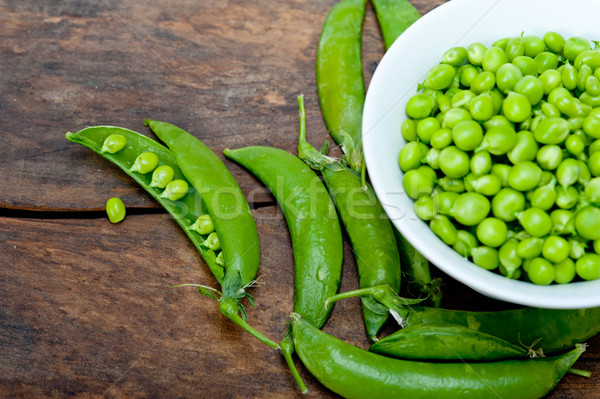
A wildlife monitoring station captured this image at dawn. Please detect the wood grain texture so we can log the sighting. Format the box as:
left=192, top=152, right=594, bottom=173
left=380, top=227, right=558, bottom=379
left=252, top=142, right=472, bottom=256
left=1, top=0, right=599, bottom=397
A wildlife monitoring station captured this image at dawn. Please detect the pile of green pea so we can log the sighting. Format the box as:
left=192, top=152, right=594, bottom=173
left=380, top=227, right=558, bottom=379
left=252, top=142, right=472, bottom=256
left=101, top=133, right=225, bottom=266
left=400, top=32, right=600, bottom=285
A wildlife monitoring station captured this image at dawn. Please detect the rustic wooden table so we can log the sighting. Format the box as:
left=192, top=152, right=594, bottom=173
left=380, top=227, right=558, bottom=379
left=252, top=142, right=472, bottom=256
left=1, top=0, right=598, bottom=397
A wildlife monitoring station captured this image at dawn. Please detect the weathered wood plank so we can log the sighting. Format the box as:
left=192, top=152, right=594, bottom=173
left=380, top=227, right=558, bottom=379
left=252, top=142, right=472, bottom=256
left=1, top=210, right=598, bottom=398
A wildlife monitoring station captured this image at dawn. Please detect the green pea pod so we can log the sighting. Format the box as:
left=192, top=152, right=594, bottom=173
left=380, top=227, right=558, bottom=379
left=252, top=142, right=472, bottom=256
left=328, top=284, right=600, bottom=354
left=291, top=313, right=586, bottom=399
left=317, top=0, right=367, bottom=173
left=297, top=95, right=400, bottom=341
left=223, top=145, right=343, bottom=327
left=372, top=0, right=421, bottom=50
left=370, top=323, right=528, bottom=361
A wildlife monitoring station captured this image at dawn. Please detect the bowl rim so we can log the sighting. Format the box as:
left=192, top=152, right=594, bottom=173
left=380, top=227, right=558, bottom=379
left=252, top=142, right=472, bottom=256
left=363, top=0, right=600, bottom=309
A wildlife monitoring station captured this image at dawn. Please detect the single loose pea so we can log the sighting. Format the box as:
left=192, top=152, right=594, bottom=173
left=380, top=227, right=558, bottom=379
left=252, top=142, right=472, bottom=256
left=492, top=37, right=509, bottom=50
left=533, top=117, right=569, bottom=145
left=498, top=239, right=522, bottom=278
left=442, top=107, right=472, bottom=128
left=554, top=258, right=576, bottom=284
left=543, top=31, right=565, bottom=53
left=442, top=46, right=468, bottom=66
left=483, top=115, right=514, bottom=131
left=527, top=257, right=555, bottom=285
left=471, top=174, right=502, bottom=196
left=507, top=161, right=542, bottom=192
left=403, top=168, right=434, bottom=199
left=536, top=144, right=562, bottom=170
left=467, top=42, right=487, bottom=65
left=453, top=230, right=478, bottom=257
left=439, top=146, right=470, bottom=178
left=584, top=177, right=600, bottom=205
left=471, top=150, right=492, bottom=176
left=470, top=71, right=496, bottom=94
left=505, top=37, right=525, bottom=62
left=101, top=134, right=127, bottom=154
left=528, top=185, right=556, bottom=211
left=502, top=92, right=531, bottom=123
left=451, top=90, right=476, bottom=109
left=414, top=196, right=437, bottom=221
left=508, top=130, right=538, bottom=164
left=565, top=134, right=586, bottom=156
left=477, top=125, right=517, bottom=155
left=430, top=215, right=458, bottom=245
left=437, top=176, right=465, bottom=193
left=216, top=251, right=225, bottom=266
left=205, top=232, right=221, bottom=251
left=512, top=55, right=538, bottom=76
left=476, top=217, right=507, bottom=248
left=471, top=246, right=499, bottom=270
left=491, top=163, right=512, bottom=187
left=523, top=35, right=546, bottom=58
left=433, top=191, right=459, bottom=215
left=577, top=64, right=593, bottom=92
left=518, top=207, right=552, bottom=237
left=575, top=253, right=600, bottom=280
left=482, top=46, right=508, bottom=73
left=534, top=52, right=559, bottom=74
left=150, top=165, right=175, bottom=188
left=452, top=192, right=490, bottom=226
left=131, top=151, right=159, bottom=174
left=561, top=62, right=578, bottom=90
left=583, top=114, right=600, bottom=139
left=517, top=237, right=544, bottom=259
left=541, top=102, right=561, bottom=118
left=513, top=75, right=544, bottom=105
left=556, top=158, right=580, bottom=188
left=417, top=117, right=441, bottom=144
left=425, top=63, right=456, bottom=90
left=588, top=151, right=600, bottom=176
left=406, top=94, right=435, bottom=119
left=451, top=121, right=483, bottom=151
left=542, top=235, right=569, bottom=263
left=574, top=205, right=600, bottom=240
left=555, top=186, right=579, bottom=209
left=398, top=141, right=424, bottom=172
left=586, top=75, right=600, bottom=96
left=491, top=188, right=525, bottom=222
left=495, top=63, right=523, bottom=93
left=569, top=239, right=587, bottom=260
left=458, top=64, right=479, bottom=87
left=564, top=36, right=591, bottom=62
left=550, top=209, right=575, bottom=235
left=430, top=128, right=453, bottom=149
left=106, top=197, right=126, bottom=224
left=189, top=214, right=215, bottom=235
left=538, top=69, right=562, bottom=94
left=160, top=179, right=189, bottom=201
left=468, top=92, right=495, bottom=121
left=401, top=119, right=418, bottom=141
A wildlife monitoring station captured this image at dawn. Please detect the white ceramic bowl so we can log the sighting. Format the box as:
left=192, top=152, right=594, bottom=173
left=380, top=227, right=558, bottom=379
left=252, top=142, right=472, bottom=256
left=363, top=0, right=600, bottom=309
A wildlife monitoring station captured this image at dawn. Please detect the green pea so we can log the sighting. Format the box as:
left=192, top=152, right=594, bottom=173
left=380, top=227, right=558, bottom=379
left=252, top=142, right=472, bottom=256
left=437, top=176, right=465, bottom=193
left=189, top=214, right=215, bottom=235
left=556, top=158, right=580, bottom=188
left=584, top=177, right=600, bottom=205
left=101, top=134, right=127, bottom=154
left=401, top=119, right=418, bottom=141
left=575, top=205, right=600, bottom=240
left=538, top=69, right=562, bottom=94
left=451, top=90, right=476, bottom=109
left=467, top=42, right=487, bottom=66
left=477, top=125, right=517, bottom=155
left=565, top=134, right=586, bottom=156
left=432, top=191, right=458, bottom=216
left=555, top=185, right=579, bottom=209
left=216, top=251, right=225, bottom=266
left=507, top=130, right=538, bottom=164
left=575, top=50, right=600, bottom=71
left=518, top=207, right=552, bottom=237
left=205, top=231, right=221, bottom=251
left=442, top=107, right=472, bottom=128
left=468, top=92, right=494, bottom=121
left=554, top=258, right=576, bottom=284
left=406, top=94, right=435, bottom=119
left=398, top=141, right=424, bottom=171
left=535, top=145, right=562, bottom=170
left=586, top=75, right=600, bottom=96
left=543, top=31, right=565, bottom=53
left=578, top=160, right=592, bottom=185
left=534, top=52, right=559, bottom=74
left=451, top=121, right=483, bottom=151
left=470, top=71, right=496, bottom=94
left=426, top=64, right=456, bottom=90
left=471, top=246, right=499, bottom=270
left=470, top=150, right=492, bottom=176
left=575, top=253, right=600, bottom=280
left=495, top=63, right=523, bottom=94
left=516, top=237, right=544, bottom=259
left=546, top=86, right=570, bottom=106
left=502, top=92, right=531, bottom=123
left=442, top=46, right=468, bottom=66
left=452, top=192, right=490, bottom=226
left=498, top=239, right=522, bottom=278
left=542, top=235, right=569, bottom=264
left=577, top=64, right=593, bottom=92
left=570, top=239, right=587, bottom=259
left=588, top=151, right=600, bottom=176
left=583, top=114, right=600, bottom=139
left=430, top=128, right=453, bottom=149
left=513, top=75, right=544, bottom=106
left=563, top=36, right=591, bottom=62
left=556, top=96, right=589, bottom=118
left=541, top=102, right=560, bottom=118
left=149, top=165, right=175, bottom=189
left=561, top=62, right=578, bottom=90
left=492, top=37, right=509, bottom=50
left=481, top=46, right=508, bottom=73
left=507, top=161, right=542, bottom=192
left=533, top=117, right=569, bottom=145
left=403, top=168, right=435, bottom=199
left=470, top=174, right=502, bottom=196
left=512, top=55, right=538, bottom=76
left=416, top=117, right=440, bottom=144
left=527, top=257, right=555, bottom=285
left=590, top=138, right=600, bottom=154
left=414, top=196, right=437, bottom=221
left=491, top=164, right=512, bottom=187
left=476, top=217, right=507, bottom=248
left=483, top=115, right=514, bottom=131
left=160, top=179, right=189, bottom=201
left=105, top=197, right=126, bottom=224
left=430, top=214, right=458, bottom=245
left=453, top=230, right=478, bottom=257
left=523, top=35, right=546, bottom=58
left=439, top=146, right=470, bottom=178
left=550, top=209, right=575, bottom=235
left=529, top=185, right=557, bottom=211
left=458, top=64, right=479, bottom=87
left=505, top=37, right=525, bottom=61
left=131, top=151, right=159, bottom=174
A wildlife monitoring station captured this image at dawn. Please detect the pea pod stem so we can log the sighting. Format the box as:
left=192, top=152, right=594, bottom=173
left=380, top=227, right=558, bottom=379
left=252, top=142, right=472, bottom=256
left=219, top=297, right=279, bottom=350
left=280, top=330, right=308, bottom=394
